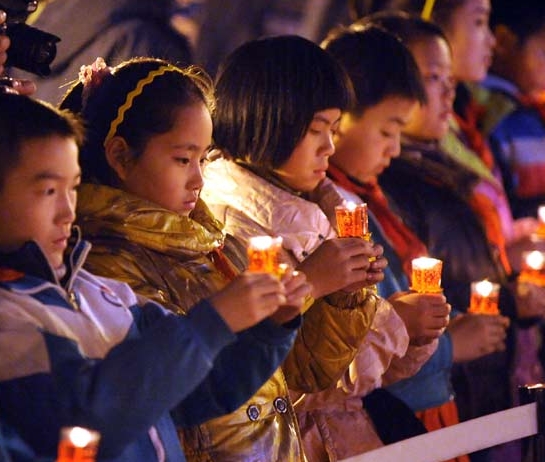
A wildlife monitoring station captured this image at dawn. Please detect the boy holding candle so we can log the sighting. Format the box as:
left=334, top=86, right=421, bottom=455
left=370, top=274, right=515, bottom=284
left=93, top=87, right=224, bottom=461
left=323, top=15, right=520, bottom=462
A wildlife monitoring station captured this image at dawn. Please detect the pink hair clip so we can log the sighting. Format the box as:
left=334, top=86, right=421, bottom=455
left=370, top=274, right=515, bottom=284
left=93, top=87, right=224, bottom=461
left=78, top=57, right=111, bottom=105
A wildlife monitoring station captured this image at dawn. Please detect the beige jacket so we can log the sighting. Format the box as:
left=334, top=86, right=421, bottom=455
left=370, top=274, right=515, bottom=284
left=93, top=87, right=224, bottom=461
left=202, top=159, right=437, bottom=461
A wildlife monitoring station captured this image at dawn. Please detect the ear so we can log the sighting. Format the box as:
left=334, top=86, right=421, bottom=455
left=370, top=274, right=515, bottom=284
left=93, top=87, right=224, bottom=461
left=493, top=24, right=518, bottom=57
left=104, top=136, right=133, bottom=181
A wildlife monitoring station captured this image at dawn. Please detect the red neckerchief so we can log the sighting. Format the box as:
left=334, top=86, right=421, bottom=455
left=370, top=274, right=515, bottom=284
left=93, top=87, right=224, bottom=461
left=328, top=163, right=428, bottom=278
left=454, top=97, right=496, bottom=171
left=518, top=91, right=545, bottom=125
left=209, top=246, right=239, bottom=282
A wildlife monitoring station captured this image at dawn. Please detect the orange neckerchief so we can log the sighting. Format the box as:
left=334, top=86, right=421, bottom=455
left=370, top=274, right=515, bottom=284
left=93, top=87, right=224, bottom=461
left=209, top=247, right=239, bottom=282
left=416, top=401, right=470, bottom=462
left=328, top=163, right=428, bottom=278
left=466, top=192, right=512, bottom=275
left=454, top=97, right=496, bottom=171
left=518, top=91, right=545, bottom=124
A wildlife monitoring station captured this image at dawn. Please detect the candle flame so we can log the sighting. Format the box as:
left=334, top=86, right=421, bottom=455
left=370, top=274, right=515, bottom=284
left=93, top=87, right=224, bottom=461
left=525, top=250, right=545, bottom=271
left=474, top=279, right=493, bottom=297
left=412, top=256, right=442, bottom=270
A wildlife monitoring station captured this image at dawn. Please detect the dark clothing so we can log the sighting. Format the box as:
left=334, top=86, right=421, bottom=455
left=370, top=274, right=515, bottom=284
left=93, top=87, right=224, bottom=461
left=379, top=140, right=515, bottom=422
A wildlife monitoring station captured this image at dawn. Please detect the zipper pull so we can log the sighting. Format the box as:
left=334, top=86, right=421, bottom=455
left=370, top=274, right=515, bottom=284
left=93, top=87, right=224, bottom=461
left=68, top=290, right=80, bottom=311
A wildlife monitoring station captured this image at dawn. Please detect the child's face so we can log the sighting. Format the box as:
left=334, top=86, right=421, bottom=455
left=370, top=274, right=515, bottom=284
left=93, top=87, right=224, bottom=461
left=444, top=0, right=495, bottom=82
left=509, top=26, right=545, bottom=95
left=117, top=101, right=212, bottom=216
left=274, top=108, right=341, bottom=192
left=331, top=97, right=417, bottom=184
left=403, top=37, right=455, bottom=141
left=0, top=136, right=80, bottom=269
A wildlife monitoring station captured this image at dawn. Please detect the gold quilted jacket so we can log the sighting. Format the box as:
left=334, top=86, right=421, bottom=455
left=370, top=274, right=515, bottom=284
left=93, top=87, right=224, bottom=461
left=77, top=184, right=377, bottom=461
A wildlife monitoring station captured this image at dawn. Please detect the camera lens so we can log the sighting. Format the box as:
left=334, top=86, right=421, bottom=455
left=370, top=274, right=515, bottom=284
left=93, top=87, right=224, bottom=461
left=6, top=23, right=60, bottom=76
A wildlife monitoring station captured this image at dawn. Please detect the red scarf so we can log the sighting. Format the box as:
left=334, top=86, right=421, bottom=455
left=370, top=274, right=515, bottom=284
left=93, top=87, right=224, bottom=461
left=518, top=91, right=545, bottom=125
left=209, top=246, right=239, bottom=282
left=328, top=163, right=427, bottom=278
left=454, top=98, right=496, bottom=171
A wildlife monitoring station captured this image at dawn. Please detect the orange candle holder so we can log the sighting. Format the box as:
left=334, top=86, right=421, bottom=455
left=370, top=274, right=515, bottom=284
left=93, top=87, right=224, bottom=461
left=335, top=202, right=370, bottom=240
left=518, top=250, right=545, bottom=286
left=411, top=257, right=443, bottom=293
left=468, top=280, right=500, bottom=315
left=57, top=427, right=100, bottom=462
left=247, top=236, right=283, bottom=276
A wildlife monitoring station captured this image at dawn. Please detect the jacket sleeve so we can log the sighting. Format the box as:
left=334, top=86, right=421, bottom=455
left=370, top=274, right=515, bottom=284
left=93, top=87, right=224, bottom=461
left=282, top=289, right=378, bottom=392
left=85, top=248, right=300, bottom=424
left=0, top=298, right=234, bottom=458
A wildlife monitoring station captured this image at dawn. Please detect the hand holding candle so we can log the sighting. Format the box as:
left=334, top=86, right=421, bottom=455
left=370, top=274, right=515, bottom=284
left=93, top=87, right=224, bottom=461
left=411, top=257, right=443, bottom=293
left=335, top=202, right=371, bottom=241
left=468, top=279, right=500, bottom=315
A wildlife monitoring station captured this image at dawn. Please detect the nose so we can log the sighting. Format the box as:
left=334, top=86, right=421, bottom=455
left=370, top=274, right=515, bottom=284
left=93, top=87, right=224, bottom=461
left=443, top=78, right=456, bottom=104
left=322, top=131, right=336, bottom=158
left=188, top=161, right=205, bottom=191
left=57, top=190, right=76, bottom=226
left=385, top=131, right=401, bottom=160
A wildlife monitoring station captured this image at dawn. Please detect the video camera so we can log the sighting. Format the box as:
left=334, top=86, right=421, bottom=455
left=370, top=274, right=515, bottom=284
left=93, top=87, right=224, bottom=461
left=0, top=0, right=60, bottom=76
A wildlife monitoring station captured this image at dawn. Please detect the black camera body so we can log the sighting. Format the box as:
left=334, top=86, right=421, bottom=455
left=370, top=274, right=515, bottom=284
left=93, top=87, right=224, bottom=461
left=1, top=0, right=60, bottom=76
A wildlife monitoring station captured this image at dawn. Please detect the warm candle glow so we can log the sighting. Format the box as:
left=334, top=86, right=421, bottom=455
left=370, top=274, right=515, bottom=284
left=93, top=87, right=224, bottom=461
left=519, top=250, right=545, bottom=286
left=538, top=205, right=545, bottom=224
left=525, top=250, right=545, bottom=271
left=411, top=257, right=443, bottom=293
left=468, top=280, right=500, bottom=315
left=247, top=236, right=283, bottom=275
left=57, top=426, right=100, bottom=462
left=335, top=202, right=369, bottom=239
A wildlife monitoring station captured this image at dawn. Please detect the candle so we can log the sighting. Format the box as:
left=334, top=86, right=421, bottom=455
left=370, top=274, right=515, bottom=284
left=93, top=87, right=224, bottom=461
left=411, top=257, right=443, bottom=293
left=534, top=205, right=545, bottom=240
left=57, top=426, right=100, bottom=462
left=247, top=236, right=283, bottom=275
left=468, top=279, right=500, bottom=315
left=518, top=250, right=545, bottom=286
left=335, top=202, right=370, bottom=240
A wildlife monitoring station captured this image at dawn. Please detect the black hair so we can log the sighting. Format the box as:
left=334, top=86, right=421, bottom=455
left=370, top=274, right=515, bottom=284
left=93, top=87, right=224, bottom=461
left=212, top=35, right=355, bottom=169
left=322, top=24, right=427, bottom=113
left=60, top=57, right=214, bottom=185
left=350, top=0, right=466, bottom=32
left=490, top=0, right=545, bottom=44
left=0, top=93, right=84, bottom=189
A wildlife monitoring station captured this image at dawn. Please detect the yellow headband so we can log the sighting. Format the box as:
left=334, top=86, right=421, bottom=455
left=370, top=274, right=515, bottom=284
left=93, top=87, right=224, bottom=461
left=421, top=0, right=437, bottom=20
left=104, top=65, right=182, bottom=146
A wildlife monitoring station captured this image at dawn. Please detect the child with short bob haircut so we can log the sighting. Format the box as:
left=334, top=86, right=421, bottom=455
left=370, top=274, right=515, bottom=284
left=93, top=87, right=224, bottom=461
left=0, top=92, right=301, bottom=462
left=201, top=33, right=443, bottom=461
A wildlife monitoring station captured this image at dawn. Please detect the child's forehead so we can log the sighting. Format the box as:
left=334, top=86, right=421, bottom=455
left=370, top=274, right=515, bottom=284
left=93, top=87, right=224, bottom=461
left=11, top=136, right=80, bottom=180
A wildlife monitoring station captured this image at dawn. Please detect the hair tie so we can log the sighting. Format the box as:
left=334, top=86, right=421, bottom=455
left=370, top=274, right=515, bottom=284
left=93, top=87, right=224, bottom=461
left=103, top=65, right=182, bottom=146
left=421, top=0, right=437, bottom=20
left=78, top=57, right=112, bottom=107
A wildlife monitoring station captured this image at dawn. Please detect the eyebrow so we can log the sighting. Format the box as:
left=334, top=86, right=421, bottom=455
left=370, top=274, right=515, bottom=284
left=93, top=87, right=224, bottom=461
left=172, top=143, right=213, bottom=152
left=33, top=171, right=82, bottom=182
left=313, top=114, right=341, bottom=125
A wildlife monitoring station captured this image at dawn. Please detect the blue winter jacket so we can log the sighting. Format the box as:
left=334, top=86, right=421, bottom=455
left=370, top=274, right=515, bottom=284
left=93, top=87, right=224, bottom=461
left=0, top=238, right=298, bottom=462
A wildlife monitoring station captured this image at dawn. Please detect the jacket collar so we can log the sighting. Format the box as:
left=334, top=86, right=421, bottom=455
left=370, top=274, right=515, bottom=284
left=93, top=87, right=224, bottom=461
left=77, top=184, right=225, bottom=257
left=0, top=227, right=90, bottom=288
